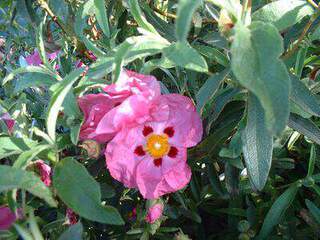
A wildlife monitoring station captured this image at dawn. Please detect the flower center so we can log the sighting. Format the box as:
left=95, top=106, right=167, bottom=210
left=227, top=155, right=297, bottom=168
left=146, top=134, right=170, bottom=159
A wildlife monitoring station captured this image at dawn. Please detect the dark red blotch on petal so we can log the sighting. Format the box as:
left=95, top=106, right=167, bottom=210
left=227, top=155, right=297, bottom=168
left=143, top=126, right=154, bottom=136
left=163, top=127, right=175, bottom=138
left=168, top=146, right=178, bottom=158
left=153, top=158, right=162, bottom=167
left=134, top=145, right=146, bottom=156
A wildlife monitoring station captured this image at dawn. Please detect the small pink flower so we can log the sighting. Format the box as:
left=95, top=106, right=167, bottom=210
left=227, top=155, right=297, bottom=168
left=0, top=113, right=15, bottom=133
left=87, top=51, right=97, bottom=61
left=75, top=60, right=89, bottom=76
left=0, top=206, right=22, bottom=230
left=145, top=203, right=163, bottom=224
left=25, top=49, right=59, bottom=69
left=34, top=160, right=52, bottom=187
left=78, top=69, right=160, bottom=143
left=105, top=94, right=202, bottom=199
left=65, top=208, right=78, bottom=225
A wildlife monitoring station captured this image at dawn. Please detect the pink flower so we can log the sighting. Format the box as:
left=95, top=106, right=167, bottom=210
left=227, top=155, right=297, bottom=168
left=87, top=51, right=97, bottom=61
left=78, top=69, right=160, bottom=143
left=0, top=206, right=22, bottom=230
left=145, top=203, right=163, bottom=224
left=34, top=160, right=52, bottom=187
left=65, top=208, right=78, bottom=225
left=105, top=94, right=202, bottom=199
left=25, top=49, right=59, bottom=69
left=0, top=113, right=15, bottom=133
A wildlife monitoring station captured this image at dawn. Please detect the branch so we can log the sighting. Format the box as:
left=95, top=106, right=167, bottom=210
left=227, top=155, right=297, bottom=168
left=281, top=17, right=314, bottom=59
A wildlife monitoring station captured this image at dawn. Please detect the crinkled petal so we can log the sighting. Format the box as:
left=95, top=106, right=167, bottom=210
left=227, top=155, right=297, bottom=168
left=96, top=95, right=152, bottom=135
left=136, top=160, right=191, bottom=199
left=103, top=69, right=161, bottom=99
left=78, top=93, right=123, bottom=142
left=161, top=146, right=187, bottom=174
left=105, top=127, right=146, bottom=188
left=163, top=94, right=203, bottom=148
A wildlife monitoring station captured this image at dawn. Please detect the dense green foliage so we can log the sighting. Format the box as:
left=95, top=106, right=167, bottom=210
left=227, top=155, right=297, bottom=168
left=1, top=0, right=320, bottom=239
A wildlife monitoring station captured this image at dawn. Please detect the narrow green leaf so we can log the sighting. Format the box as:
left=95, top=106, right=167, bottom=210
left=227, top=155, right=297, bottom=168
left=2, top=66, right=62, bottom=85
left=231, top=22, right=290, bottom=135
left=47, top=68, right=84, bottom=142
left=53, top=158, right=124, bottom=225
left=252, top=0, right=314, bottom=31
left=242, top=94, right=273, bottom=191
left=288, top=113, right=320, bottom=145
left=13, top=145, right=52, bottom=169
left=305, top=199, right=320, bottom=225
left=28, top=210, right=44, bottom=240
left=94, top=0, right=110, bottom=38
left=36, top=17, right=49, bottom=67
left=128, top=0, right=159, bottom=35
left=307, top=144, right=316, bottom=177
left=0, top=165, right=57, bottom=207
left=290, top=74, right=320, bottom=117
left=175, top=0, right=202, bottom=42
left=258, top=185, right=299, bottom=239
left=113, top=41, right=133, bottom=83
left=295, top=46, right=308, bottom=78
left=164, top=42, right=208, bottom=72
left=14, top=73, right=57, bottom=93
left=58, top=222, right=83, bottom=240
left=0, top=137, right=37, bottom=159
left=193, top=44, right=229, bottom=67
left=196, top=68, right=230, bottom=113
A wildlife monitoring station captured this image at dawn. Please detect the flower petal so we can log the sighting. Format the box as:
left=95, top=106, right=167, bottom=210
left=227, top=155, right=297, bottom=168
left=105, top=127, right=146, bottom=188
left=163, top=94, right=203, bottom=148
left=78, top=93, right=123, bottom=143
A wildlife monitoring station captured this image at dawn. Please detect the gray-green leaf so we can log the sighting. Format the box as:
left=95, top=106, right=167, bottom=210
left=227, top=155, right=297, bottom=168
left=231, top=21, right=290, bottom=135
left=257, top=185, right=299, bottom=239
left=252, top=0, right=314, bottom=31
left=164, top=42, right=208, bottom=72
left=242, top=94, right=273, bottom=191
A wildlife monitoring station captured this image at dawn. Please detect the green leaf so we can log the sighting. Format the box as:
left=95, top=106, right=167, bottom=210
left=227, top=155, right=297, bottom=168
left=88, top=35, right=169, bottom=79
left=13, top=144, right=52, bottom=169
left=231, top=21, right=290, bottom=135
left=0, top=165, right=57, bottom=207
left=175, top=0, right=202, bottom=42
left=307, top=144, right=316, bottom=177
left=242, top=94, right=273, bottom=191
left=94, top=0, right=110, bottom=38
left=2, top=66, right=62, bottom=85
left=294, top=46, right=308, bottom=78
left=0, top=136, right=37, bottom=159
left=14, top=73, right=57, bottom=93
left=305, top=199, right=320, bottom=225
left=164, top=42, right=208, bottom=72
left=258, top=185, right=299, bottom=239
left=47, top=68, right=84, bottom=142
left=196, top=68, right=230, bottom=113
left=290, top=74, right=320, bottom=117
left=58, top=222, right=83, bottom=240
left=193, top=44, right=229, bottom=67
left=252, top=0, right=314, bottom=31
left=128, top=0, right=159, bottom=35
left=36, top=17, right=49, bottom=68
left=53, top=158, right=124, bottom=225
left=288, top=113, right=320, bottom=145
